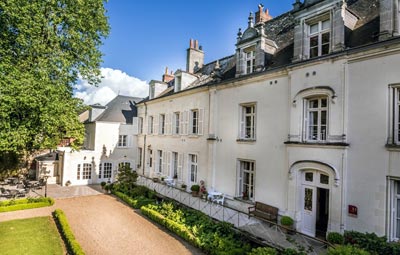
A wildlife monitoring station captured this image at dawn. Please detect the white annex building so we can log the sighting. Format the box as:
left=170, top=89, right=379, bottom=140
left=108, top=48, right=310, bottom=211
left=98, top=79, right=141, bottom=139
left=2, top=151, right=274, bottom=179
left=49, top=0, right=400, bottom=241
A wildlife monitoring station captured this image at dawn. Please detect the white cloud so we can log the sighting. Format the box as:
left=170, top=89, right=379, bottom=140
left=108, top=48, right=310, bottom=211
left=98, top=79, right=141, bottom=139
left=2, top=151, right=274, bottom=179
left=74, top=67, right=148, bottom=105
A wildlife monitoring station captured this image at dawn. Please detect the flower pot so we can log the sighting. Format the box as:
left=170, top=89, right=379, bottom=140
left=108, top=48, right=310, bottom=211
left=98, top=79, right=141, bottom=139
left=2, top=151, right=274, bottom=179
left=192, top=191, right=199, bottom=197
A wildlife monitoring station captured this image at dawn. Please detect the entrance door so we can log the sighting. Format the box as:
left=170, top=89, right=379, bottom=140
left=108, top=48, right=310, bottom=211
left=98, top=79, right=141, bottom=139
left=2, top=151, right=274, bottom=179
left=316, top=188, right=329, bottom=238
left=302, top=185, right=316, bottom=236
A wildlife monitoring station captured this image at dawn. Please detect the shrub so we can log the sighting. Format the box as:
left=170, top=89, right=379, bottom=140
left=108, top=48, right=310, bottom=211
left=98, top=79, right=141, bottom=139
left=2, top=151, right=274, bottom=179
left=247, top=247, right=278, bottom=255
left=53, top=209, right=85, bottom=255
left=343, top=230, right=400, bottom=255
left=327, top=245, right=370, bottom=255
left=100, top=181, right=106, bottom=188
left=327, top=232, right=344, bottom=245
left=190, top=184, right=200, bottom=192
left=280, top=216, right=294, bottom=226
left=113, top=191, right=155, bottom=209
left=0, top=197, right=54, bottom=212
left=281, top=248, right=307, bottom=255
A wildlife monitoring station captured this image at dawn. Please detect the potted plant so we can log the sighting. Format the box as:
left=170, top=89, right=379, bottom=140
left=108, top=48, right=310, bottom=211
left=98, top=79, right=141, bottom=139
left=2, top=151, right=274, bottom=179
left=100, top=181, right=106, bottom=189
left=242, top=191, right=248, bottom=200
left=327, top=232, right=344, bottom=246
left=190, top=184, right=200, bottom=197
left=104, top=184, right=111, bottom=194
left=181, top=183, right=187, bottom=190
left=280, top=216, right=294, bottom=234
left=65, top=180, right=71, bottom=186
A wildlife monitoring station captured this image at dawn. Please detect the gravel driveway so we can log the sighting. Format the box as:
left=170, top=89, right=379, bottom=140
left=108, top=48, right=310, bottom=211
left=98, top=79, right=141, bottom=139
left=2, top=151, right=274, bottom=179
left=0, top=194, right=204, bottom=255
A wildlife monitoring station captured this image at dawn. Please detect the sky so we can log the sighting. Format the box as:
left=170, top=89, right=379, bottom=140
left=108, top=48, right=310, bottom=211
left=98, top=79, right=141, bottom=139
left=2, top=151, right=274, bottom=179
left=75, top=0, right=295, bottom=105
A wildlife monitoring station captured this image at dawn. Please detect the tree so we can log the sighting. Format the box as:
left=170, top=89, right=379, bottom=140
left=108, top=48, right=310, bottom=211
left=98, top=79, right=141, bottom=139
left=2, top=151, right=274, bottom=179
left=116, top=164, right=138, bottom=193
left=0, top=0, right=109, bottom=171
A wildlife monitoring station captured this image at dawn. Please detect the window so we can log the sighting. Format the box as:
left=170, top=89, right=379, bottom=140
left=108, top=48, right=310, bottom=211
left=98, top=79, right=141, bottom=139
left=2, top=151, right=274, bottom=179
left=138, top=148, right=142, bottom=168
left=389, top=180, right=400, bottom=240
left=309, top=18, right=330, bottom=58
left=188, top=154, right=198, bottom=183
left=390, top=86, right=400, bottom=145
left=306, top=97, right=328, bottom=141
left=82, top=163, right=92, bottom=180
left=238, top=160, right=255, bottom=200
left=118, top=135, right=127, bottom=147
left=244, top=47, right=256, bottom=74
left=138, top=117, right=143, bottom=134
left=148, top=116, right=154, bottom=134
left=77, top=164, right=81, bottom=180
left=190, top=110, right=199, bottom=134
left=172, top=152, right=178, bottom=178
left=173, top=112, right=180, bottom=135
left=157, top=150, right=163, bottom=173
left=239, top=104, right=256, bottom=140
left=103, top=163, right=112, bottom=179
left=98, top=163, right=102, bottom=178
left=159, top=114, right=165, bottom=134
left=148, top=149, right=153, bottom=168
left=118, top=162, right=130, bottom=170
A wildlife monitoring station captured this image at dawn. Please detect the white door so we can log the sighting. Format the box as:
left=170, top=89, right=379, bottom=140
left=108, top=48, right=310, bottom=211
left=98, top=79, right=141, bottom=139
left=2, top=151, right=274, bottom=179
left=302, top=185, right=316, bottom=236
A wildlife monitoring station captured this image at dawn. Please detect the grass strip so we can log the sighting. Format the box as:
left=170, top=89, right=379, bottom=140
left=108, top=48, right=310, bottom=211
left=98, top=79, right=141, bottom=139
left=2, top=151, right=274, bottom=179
left=0, top=197, right=54, bottom=212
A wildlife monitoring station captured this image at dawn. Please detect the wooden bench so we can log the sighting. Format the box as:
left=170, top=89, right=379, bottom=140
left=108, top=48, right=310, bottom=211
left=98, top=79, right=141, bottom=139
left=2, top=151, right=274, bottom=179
left=248, top=201, right=279, bottom=223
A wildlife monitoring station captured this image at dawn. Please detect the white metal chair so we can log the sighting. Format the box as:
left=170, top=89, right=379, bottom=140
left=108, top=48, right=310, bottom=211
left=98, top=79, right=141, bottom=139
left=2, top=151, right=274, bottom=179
left=213, top=194, right=225, bottom=205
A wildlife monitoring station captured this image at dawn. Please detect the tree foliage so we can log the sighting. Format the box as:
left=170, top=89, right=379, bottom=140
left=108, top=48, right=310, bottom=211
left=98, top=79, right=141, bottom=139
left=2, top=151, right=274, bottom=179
left=0, top=0, right=109, bottom=164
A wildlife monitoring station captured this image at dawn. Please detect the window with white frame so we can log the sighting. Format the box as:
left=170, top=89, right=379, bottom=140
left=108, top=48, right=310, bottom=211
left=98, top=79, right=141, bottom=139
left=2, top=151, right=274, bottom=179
left=99, top=163, right=102, bottom=178
left=118, top=135, right=127, bottom=147
left=159, top=114, right=165, bottom=134
left=238, top=160, right=255, bottom=200
left=157, top=150, right=163, bottom=173
left=103, top=162, right=112, bottom=179
left=188, top=154, right=198, bottom=183
left=190, top=109, right=199, bottom=134
left=244, top=46, right=256, bottom=74
left=148, top=149, right=153, bottom=168
left=138, top=148, right=142, bottom=168
left=173, top=112, right=180, bottom=135
left=77, top=164, right=81, bottom=180
left=172, top=152, right=178, bottom=178
left=239, top=103, right=256, bottom=140
left=138, top=117, right=143, bottom=134
left=308, top=18, right=330, bottom=58
left=82, top=163, right=92, bottom=180
left=305, top=97, right=328, bottom=141
left=389, top=180, right=400, bottom=241
left=390, top=86, right=400, bottom=145
left=148, top=116, right=154, bottom=134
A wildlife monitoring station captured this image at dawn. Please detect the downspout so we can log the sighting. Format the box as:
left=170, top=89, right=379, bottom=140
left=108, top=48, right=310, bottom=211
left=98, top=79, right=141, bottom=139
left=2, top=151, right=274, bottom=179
left=142, top=102, right=148, bottom=176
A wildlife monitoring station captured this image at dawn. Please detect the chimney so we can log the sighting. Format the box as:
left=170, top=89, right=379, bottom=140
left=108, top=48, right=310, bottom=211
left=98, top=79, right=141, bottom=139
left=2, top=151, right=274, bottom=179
left=162, top=67, right=174, bottom=83
left=255, top=4, right=273, bottom=23
left=186, top=38, right=204, bottom=73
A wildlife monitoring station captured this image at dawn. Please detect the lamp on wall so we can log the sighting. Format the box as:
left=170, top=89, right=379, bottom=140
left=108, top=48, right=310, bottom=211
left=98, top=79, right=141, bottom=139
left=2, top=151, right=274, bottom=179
left=43, top=170, right=51, bottom=197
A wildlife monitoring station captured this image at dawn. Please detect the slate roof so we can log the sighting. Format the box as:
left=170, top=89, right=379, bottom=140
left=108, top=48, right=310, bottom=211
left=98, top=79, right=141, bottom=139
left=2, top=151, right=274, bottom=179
left=139, top=0, right=391, bottom=103
left=94, top=95, right=142, bottom=124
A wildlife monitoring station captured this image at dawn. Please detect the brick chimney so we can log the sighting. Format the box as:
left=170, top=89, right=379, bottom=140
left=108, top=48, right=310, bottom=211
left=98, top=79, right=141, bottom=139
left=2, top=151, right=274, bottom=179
left=186, top=39, right=204, bottom=73
left=162, top=67, right=174, bottom=83
left=255, top=4, right=273, bottom=23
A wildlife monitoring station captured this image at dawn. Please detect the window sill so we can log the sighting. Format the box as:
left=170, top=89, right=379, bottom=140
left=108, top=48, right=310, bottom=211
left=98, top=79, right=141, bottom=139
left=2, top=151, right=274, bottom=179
left=284, top=141, right=349, bottom=147
left=233, top=197, right=254, bottom=205
left=188, top=134, right=201, bottom=138
left=236, top=138, right=256, bottom=143
left=386, top=144, right=400, bottom=151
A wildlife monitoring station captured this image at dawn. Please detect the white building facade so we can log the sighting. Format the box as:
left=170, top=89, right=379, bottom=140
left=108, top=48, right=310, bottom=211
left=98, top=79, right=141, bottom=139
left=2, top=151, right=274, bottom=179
left=135, top=0, right=400, bottom=241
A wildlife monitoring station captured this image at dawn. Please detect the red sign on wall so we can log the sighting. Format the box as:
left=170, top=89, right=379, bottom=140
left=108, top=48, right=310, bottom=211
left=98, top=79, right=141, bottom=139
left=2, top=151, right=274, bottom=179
left=348, top=205, right=358, bottom=217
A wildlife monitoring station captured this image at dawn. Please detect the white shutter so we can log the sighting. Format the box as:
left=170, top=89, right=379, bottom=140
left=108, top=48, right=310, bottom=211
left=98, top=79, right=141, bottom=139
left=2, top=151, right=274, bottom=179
left=178, top=153, right=183, bottom=181
left=128, top=135, right=133, bottom=147
left=166, top=113, right=171, bottom=135
left=132, top=118, right=138, bottom=135
left=183, top=111, right=189, bottom=135
left=147, top=117, right=151, bottom=134
left=155, top=150, right=159, bottom=174
left=162, top=151, right=166, bottom=175
left=172, top=113, right=176, bottom=135
left=166, top=151, right=171, bottom=176
left=189, top=110, right=193, bottom=135
left=179, top=112, right=184, bottom=135
left=198, top=109, right=204, bottom=135
left=239, top=107, right=245, bottom=138
left=154, top=115, right=159, bottom=135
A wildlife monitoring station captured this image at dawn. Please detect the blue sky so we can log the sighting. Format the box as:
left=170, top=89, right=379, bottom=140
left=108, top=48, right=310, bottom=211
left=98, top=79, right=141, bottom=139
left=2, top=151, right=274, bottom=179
left=76, top=0, right=295, bottom=105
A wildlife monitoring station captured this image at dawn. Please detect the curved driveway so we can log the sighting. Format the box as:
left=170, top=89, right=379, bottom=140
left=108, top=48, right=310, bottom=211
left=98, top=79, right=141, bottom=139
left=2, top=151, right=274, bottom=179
left=0, top=194, right=203, bottom=255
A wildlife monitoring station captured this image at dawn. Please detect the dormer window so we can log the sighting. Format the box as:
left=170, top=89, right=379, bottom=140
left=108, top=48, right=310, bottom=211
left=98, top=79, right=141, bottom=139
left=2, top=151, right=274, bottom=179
left=244, top=47, right=256, bottom=74
left=309, top=18, right=331, bottom=58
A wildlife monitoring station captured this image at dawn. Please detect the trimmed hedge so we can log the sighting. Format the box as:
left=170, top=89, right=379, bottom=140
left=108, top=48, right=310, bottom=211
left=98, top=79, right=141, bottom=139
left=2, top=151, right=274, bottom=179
left=344, top=231, right=400, bottom=255
left=113, top=191, right=155, bottom=209
left=53, top=209, right=85, bottom=255
left=327, top=245, right=370, bottom=255
left=141, top=203, right=252, bottom=255
left=0, top=197, right=54, bottom=212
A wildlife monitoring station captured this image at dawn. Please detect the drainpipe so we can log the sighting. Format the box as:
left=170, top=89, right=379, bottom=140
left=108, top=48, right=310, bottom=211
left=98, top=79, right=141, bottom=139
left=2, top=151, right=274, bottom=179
left=142, top=102, right=148, bottom=176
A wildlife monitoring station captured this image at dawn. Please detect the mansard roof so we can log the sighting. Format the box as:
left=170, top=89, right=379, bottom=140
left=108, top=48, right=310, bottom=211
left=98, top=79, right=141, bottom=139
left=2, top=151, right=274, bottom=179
left=93, top=95, right=142, bottom=124
left=140, top=0, right=393, bottom=103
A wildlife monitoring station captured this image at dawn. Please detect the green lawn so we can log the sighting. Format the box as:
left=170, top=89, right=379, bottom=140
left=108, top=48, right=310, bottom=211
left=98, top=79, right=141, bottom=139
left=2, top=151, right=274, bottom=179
left=0, top=217, right=64, bottom=255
